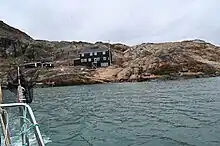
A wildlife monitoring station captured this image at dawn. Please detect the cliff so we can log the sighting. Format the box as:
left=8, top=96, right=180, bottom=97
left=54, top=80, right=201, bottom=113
left=1, top=20, right=220, bottom=86
left=94, top=40, right=220, bottom=82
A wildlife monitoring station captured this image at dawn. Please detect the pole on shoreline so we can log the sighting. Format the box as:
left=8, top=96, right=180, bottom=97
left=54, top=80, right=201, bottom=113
left=108, top=40, right=112, bottom=66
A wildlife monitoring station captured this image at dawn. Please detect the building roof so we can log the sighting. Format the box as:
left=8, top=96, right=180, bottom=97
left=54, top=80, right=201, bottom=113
left=22, top=62, right=41, bottom=65
left=80, top=47, right=109, bottom=53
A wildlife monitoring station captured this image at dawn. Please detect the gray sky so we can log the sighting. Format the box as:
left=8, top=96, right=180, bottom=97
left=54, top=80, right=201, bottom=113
left=0, top=0, right=220, bottom=45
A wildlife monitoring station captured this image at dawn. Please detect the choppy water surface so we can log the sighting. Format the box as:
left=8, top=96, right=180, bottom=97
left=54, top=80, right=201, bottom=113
left=4, top=77, right=220, bottom=146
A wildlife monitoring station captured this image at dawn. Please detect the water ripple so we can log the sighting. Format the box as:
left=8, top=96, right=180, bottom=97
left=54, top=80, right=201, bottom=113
left=5, top=77, right=220, bottom=146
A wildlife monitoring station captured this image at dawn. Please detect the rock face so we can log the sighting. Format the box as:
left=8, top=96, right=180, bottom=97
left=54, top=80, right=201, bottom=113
left=0, top=20, right=32, bottom=40
left=95, top=40, right=220, bottom=82
left=1, top=20, right=220, bottom=86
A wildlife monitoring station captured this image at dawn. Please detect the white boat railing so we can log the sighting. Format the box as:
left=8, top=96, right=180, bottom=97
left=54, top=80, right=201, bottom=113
left=0, top=103, right=45, bottom=146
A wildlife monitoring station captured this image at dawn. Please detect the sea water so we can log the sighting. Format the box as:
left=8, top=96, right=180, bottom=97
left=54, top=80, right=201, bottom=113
left=2, top=77, right=220, bottom=146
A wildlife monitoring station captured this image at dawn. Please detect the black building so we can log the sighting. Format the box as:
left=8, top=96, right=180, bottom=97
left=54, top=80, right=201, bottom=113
left=22, top=62, right=42, bottom=68
left=74, top=47, right=112, bottom=68
left=22, top=62, right=54, bottom=69
left=42, top=62, right=54, bottom=68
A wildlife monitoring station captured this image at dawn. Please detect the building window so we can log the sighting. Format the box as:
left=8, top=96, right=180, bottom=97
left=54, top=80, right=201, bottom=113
left=84, top=59, right=87, bottom=62
left=103, top=51, right=106, bottom=55
left=81, top=53, right=84, bottom=57
left=97, top=57, right=100, bottom=61
left=88, top=58, right=91, bottom=62
left=94, top=52, right=97, bottom=55
left=90, top=52, right=93, bottom=56
left=101, top=62, right=108, bottom=67
left=94, top=58, right=97, bottom=63
left=103, top=57, right=106, bottom=60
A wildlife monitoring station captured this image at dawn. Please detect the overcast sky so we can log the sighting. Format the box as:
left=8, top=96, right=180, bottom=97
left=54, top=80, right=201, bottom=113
left=0, top=0, right=220, bottom=45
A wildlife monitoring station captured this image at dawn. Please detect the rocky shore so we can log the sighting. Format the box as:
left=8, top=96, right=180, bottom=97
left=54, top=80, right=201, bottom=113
left=1, top=20, right=220, bottom=87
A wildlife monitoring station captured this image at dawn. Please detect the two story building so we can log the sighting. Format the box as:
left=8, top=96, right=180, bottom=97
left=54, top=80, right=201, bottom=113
left=74, top=47, right=112, bottom=68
